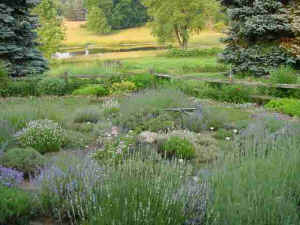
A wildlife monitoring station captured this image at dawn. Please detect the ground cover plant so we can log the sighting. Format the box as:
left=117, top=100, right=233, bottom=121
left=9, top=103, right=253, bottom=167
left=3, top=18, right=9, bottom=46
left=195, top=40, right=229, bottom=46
left=0, top=88, right=300, bottom=225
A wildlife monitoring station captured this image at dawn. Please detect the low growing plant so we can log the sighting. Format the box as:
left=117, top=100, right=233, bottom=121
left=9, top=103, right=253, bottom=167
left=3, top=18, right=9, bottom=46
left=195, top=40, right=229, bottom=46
left=208, top=143, right=300, bottom=225
left=15, top=119, right=64, bottom=153
left=0, top=147, right=45, bottom=177
left=117, top=88, right=191, bottom=131
left=37, top=77, right=66, bottom=96
left=265, top=98, right=300, bottom=117
left=0, top=185, right=33, bottom=225
left=269, top=66, right=299, bottom=97
left=73, top=106, right=103, bottom=123
left=72, top=84, right=109, bottom=97
left=0, top=166, right=24, bottom=187
left=158, top=136, right=196, bottom=160
left=110, top=81, right=136, bottom=95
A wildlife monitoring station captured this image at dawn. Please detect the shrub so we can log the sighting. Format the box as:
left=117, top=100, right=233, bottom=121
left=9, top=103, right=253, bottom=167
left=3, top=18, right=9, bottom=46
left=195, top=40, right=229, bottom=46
left=72, top=84, right=109, bottom=97
left=66, top=78, right=102, bottom=94
left=1, top=79, right=40, bottom=97
left=73, top=106, right=102, bottom=123
left=37, top=77, right=66, bottom=96
left=0, top=166, right=24, bottom=187
left=216, top=85, right=252, bottom=103
left=265, top=98, right=300, bottom=117
left=158, top=130, right=219, bottom=163
left=127, top=74, right=156, bottom=90
left=0, top=185, right=33, bottom=225
left=270, top=66, right=298, bottom=84
left=158, top=136, right=196, bottom=160
left=15, top=119, right=64, bottom=153
left=110, top=81, right=137, bottom=95
left=269, top=66, right=298, bottom=97
left=62, top=129, right=92, bottom=149
left=0, top=147, right=45, bottom=177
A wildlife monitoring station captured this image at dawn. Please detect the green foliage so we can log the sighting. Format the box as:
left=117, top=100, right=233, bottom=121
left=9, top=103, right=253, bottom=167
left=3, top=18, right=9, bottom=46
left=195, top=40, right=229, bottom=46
left=0, top=120, right=15, bottom=149
left=85, top=0, right=148, bottom=30
left=72, top=84, right=109, bottom=97
left=110, top=0, right=148, bottom=29
left=219, top=0, right=298, bottom=76
left=0, top=61, right=9, bottom=87
left=0, top=147, right=45, bottom=177
left=127, top=74, right=157, bottom=90
left=37, top=77, right=66, bottom=96
left=159, top=136, right=196, bottom=160
left=73, top=106, right=102, bottom=123
left=33, top=0, right=65, bottom=59
left=144, top=0, right=220, bottom=48
left=86, top=159, right=193, bottom=225
left=208, top=145, right=300, bottom=225
left=179, top=81, right=252, bottom=103
left=269, top=66, right=299, bottom=98
left=213, top=128, right=233, bottom=140
left=116, top=88, right=191, bottom=131
left=16, top=119, right=64, bottom=154
left=110, top=81, right=136, bottom=95
left=87, top=7, right=111, bottom=34
left=165, top=48, right=223, bottom=57
left=0, top=2, right=48, bottom=76
left=0, top=185, right=33, bottom=225
left=265, top=98, right=300, bottom=117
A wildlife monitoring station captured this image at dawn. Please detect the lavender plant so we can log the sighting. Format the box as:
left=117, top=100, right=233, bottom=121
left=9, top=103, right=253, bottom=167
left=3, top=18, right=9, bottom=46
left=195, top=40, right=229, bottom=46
left=0, top=166, right=24, bottom=187
left=33, top=153, right=104, bottom=223
left=15, top=119, right=64, bottom=153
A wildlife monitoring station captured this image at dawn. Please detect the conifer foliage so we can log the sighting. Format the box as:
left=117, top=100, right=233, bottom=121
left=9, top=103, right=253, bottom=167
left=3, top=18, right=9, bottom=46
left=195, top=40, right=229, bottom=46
left=0, top=0, right=48, bottom=77
left=219, top=0, right=300, bottom=76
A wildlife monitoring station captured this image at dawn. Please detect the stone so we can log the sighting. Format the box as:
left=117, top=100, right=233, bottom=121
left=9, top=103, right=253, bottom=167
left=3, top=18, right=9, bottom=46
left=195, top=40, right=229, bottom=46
left=138, top=131, right=158, bottom=144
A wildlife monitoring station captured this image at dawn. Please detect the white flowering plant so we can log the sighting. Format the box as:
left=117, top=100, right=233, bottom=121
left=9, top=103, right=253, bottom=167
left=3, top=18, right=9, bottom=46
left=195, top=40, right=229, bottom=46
left=15, top=119, right=64, bottom=154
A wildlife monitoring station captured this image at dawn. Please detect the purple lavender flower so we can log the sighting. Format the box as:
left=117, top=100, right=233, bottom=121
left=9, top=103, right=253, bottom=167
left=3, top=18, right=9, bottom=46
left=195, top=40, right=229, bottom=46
left=0, top=165, right=24, bottom=187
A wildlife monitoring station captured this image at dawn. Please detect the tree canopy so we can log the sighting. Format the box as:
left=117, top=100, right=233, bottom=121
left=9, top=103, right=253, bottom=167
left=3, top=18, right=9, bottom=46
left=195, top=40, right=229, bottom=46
left=144, top=0, right=220, bottom=49
left=33, top=0, right=66, bottom=59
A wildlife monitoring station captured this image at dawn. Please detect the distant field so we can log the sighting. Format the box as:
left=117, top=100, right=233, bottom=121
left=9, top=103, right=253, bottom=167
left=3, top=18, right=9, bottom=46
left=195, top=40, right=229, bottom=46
left=63, top=21, right=225, bottom=48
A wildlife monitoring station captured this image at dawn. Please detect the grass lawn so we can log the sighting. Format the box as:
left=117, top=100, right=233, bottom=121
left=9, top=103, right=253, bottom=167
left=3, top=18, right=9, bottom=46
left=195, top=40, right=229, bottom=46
left=62, top=21, right=224, bottom=49
left=49, top=55, right=228, bottom=77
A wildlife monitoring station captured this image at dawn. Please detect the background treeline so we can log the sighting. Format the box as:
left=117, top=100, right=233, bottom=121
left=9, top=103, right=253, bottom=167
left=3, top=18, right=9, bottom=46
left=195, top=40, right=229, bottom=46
left=60, top=0, right=148, bottom=30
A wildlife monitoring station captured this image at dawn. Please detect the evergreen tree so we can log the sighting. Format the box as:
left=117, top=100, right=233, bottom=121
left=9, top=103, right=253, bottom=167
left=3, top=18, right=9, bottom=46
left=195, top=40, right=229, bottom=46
left=0, top=0, right=48, bottom=77
left=33, top=0, right=66, bottom=59
left=0, top=0, right=47, bottom=76
left=219, top=0, right=300, bottom=76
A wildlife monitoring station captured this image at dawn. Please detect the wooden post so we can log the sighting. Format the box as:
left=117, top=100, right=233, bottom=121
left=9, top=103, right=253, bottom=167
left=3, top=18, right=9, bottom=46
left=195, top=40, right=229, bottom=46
left=63, top=72, right=69, bottom=85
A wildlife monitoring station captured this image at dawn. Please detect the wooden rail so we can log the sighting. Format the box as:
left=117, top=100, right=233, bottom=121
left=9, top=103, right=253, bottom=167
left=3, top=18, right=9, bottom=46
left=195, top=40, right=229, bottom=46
left=155, top=73, right=300, bottom=90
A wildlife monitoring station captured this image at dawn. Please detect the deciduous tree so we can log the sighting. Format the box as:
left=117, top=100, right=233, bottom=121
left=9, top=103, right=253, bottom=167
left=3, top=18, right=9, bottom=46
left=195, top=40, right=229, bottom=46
left=144, top=0, right=220, bottom=49
left=33, top=0, right=66, bottom=59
